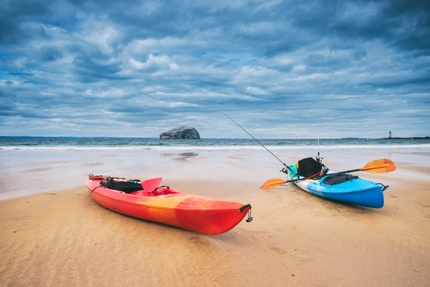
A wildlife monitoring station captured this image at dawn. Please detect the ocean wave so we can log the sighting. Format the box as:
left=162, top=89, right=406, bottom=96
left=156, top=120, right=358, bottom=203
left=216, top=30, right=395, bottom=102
left=1, top=136, right=430, bottom=151
left=2, top=144, right=430, bottom=151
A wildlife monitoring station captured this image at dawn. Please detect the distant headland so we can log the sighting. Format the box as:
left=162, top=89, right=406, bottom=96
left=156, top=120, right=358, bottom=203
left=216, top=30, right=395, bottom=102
left=383, top=130, right=429, bottom=140
left=382, top=136, right=430, bottom=140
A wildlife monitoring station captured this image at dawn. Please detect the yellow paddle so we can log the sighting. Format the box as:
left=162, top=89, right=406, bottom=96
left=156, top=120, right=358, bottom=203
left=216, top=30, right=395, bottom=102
left=261, top=171, right=322, bottom=189
left=346, top=158, right=396, bottom=173
left=261, top=158, right=396, bottom=190
left=261, top=178, right=289, bottom=189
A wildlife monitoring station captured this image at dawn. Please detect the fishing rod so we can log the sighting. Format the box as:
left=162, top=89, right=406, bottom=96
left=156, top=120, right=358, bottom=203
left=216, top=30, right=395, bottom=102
left=222, top=113, right=290, bottom=170
left=316, top=114, right=322, bottom=163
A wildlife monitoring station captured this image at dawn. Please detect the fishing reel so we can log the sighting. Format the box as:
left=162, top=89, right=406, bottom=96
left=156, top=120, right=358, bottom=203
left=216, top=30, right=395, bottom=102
left=316, top=152, right=323, bottom=163
left=280, top=167, right=289, bottom=175
left=315, top=153, right=330, bottom=176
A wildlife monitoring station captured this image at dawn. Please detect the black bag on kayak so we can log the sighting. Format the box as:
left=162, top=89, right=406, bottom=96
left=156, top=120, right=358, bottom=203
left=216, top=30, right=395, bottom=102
left=101, top=178, right=142, bottom=193
left=297, top=157, right=323, bottom=178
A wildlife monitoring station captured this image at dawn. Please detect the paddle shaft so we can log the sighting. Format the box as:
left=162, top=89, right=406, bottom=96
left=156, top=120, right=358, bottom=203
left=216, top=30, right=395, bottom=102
left=285, top=171, right=321, bottom=183
left=264, top=168, right=370, bottom=189
left=335, top=168, right=360, bottom=174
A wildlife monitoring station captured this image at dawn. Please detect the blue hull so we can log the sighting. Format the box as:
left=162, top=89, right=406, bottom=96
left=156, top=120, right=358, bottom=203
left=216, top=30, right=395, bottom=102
left=290, top=166, right=385, bottom=208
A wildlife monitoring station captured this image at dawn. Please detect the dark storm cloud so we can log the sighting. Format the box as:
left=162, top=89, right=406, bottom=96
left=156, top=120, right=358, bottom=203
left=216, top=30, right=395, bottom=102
left=0, top=0, right=429, bottom=138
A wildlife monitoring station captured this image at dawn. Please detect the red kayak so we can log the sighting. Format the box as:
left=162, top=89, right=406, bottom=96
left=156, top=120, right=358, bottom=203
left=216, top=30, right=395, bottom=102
left=86, top=174, right=253, bottom=235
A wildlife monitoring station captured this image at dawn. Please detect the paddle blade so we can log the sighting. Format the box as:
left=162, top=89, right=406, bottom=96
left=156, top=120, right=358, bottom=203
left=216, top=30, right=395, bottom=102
left=141, top=177, right=163, bottom=192
left=261, top=178, right=286, bottom=189
left=361, top=158, right=396, bottom=173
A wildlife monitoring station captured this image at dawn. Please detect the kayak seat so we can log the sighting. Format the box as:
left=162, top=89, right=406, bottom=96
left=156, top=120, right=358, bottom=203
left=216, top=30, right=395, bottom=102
left=153, top=187, right=177, bottom=195
left=323, top=174, right=357, bottom=185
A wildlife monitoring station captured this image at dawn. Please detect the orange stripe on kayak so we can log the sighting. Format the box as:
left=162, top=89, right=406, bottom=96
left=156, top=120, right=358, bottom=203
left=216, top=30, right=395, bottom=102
left=136, top=195, right=195, bottom=227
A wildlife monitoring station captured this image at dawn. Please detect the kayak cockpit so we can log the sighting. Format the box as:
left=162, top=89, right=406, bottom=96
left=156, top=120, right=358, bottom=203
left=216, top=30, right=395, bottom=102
left=93, top=175, right=182, bottom=197
left=128, top=186, right=183, bottom=196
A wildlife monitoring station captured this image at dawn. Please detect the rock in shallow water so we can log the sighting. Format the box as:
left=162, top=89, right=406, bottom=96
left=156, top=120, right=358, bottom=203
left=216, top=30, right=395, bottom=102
left=159, top=126, right=201, bottom=139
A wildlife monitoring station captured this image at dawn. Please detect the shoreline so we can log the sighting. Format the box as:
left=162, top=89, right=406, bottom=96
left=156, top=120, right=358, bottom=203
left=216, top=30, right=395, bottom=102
left=1, top=146, right=429, bottom=201
left=2, top=143, right=430, bottom=151
left=1, top=148, right=429, bottom=286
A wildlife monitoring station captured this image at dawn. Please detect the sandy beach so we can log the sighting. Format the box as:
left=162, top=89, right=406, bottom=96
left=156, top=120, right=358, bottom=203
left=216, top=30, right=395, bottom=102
left=1, top=147, right=429, bottom=286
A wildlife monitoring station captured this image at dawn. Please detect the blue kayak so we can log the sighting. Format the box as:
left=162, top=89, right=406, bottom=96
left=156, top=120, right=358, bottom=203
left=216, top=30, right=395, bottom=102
left=288, top=165, right=387, bottom=208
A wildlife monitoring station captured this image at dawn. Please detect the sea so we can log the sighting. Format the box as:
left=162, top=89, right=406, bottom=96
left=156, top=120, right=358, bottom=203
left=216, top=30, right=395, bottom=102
left=1, top=136, right=429, bottom=201
left=1, top=136, right=429, bottom=151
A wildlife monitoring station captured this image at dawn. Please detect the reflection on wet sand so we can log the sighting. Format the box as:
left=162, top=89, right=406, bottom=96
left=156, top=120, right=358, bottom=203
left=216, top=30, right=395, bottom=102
left=161, top=152, right=199, bottom=160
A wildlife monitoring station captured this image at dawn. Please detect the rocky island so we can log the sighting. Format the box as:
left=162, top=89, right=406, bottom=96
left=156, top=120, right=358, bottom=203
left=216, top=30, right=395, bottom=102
left=160, top=126, right=201, bottom=139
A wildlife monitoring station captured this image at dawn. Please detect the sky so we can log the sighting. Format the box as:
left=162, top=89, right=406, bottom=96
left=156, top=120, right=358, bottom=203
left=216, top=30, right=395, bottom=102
left=1, top=0, right=429, bottom=139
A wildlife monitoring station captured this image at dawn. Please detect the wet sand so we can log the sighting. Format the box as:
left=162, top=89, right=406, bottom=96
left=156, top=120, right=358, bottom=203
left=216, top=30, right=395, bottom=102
left=1, top=148, right=429, bottom=286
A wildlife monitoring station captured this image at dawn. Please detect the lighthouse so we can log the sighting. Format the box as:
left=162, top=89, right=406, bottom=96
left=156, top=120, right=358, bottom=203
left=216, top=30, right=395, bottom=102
left=389, top=131, right=392, bottom=139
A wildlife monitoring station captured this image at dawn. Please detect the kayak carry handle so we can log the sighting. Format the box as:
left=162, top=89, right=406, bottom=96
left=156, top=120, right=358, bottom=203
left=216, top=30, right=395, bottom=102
left=239, top=204, right=253, bottom=222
